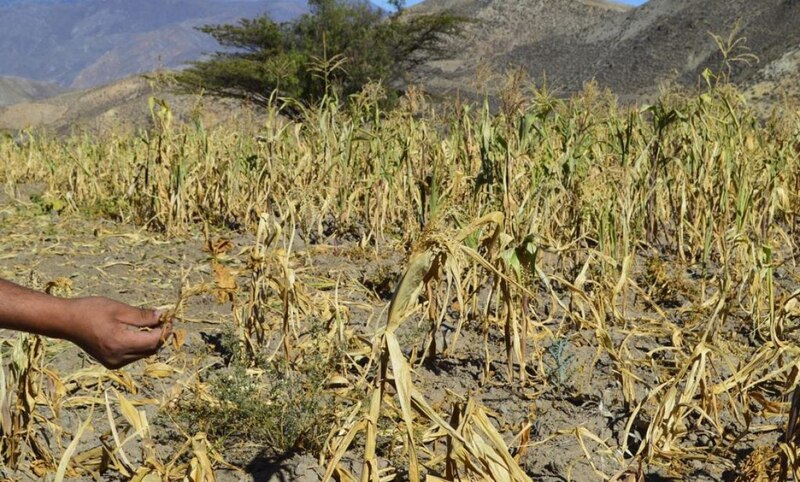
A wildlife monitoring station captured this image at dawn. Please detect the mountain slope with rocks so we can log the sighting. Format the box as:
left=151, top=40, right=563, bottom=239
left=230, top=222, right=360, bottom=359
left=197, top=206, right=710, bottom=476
left=411, top=0, right=800, bottom=102
left=408, top=0, right=632, bottom=96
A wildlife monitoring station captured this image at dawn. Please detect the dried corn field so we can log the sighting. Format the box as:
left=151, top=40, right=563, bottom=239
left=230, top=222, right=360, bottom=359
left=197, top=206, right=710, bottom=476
left=1, top=83, right=800, bottom=481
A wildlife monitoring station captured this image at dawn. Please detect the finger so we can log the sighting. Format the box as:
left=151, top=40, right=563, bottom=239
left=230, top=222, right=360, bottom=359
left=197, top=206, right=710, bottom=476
left=123, top=325, right=167, bottom=353
left=125, top=307, right=162, bottom=328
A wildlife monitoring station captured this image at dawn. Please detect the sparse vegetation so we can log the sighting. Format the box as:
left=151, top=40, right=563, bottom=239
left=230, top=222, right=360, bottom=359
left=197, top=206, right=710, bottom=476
left=177, top=359, right=336, bottom=454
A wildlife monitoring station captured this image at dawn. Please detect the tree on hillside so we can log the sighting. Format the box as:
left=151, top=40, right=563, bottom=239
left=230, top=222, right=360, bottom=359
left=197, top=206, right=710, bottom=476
left=175, top=0, right=466, bottom=105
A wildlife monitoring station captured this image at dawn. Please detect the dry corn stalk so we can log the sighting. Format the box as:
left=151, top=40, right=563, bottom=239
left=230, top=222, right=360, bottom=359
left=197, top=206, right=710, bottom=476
left=324, top=213, right=530, bottom=482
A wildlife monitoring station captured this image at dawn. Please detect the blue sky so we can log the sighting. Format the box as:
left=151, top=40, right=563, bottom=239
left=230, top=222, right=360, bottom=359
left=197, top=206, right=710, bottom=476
left=373, top=0, right=647, bottom=11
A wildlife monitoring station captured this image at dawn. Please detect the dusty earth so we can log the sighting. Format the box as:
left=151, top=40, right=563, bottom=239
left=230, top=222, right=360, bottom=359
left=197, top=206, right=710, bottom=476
left=0, top=184, right=797, bottom=481
left=0, top=185, right=395, bottom=481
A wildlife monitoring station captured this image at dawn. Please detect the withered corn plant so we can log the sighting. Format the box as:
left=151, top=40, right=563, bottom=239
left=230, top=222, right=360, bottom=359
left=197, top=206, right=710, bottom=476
left=2, top=71, right=800, bottom=480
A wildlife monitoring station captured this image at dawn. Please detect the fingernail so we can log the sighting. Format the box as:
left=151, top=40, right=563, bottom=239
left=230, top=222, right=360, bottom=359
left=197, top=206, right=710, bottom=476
left=154, top=309, right=164, bottom=320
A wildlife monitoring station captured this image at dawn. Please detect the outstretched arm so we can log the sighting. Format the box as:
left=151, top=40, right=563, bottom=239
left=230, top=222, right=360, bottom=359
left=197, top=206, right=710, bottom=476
left=0, top=278, right=166, bottom=369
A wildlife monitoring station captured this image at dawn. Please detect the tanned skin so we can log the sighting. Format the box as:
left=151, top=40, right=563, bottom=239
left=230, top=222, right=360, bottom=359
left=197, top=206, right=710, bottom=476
left=0, top=278, right=167, bottom=369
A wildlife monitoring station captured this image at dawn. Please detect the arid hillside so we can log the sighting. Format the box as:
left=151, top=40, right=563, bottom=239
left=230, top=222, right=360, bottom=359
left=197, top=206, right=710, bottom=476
left=0, top=75, right=253, bottom=135
left=408, top=0, right=631, bottom=97
left=0, top=76, right=63, bottom=107
left=745, top=43, right=800, bottom=113
left=411, top=0, right=800, bottom=102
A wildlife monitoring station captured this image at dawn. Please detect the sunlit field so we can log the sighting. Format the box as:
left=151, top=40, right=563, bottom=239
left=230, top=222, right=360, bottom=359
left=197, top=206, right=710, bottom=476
left=1, top=79, right=800, bottom=481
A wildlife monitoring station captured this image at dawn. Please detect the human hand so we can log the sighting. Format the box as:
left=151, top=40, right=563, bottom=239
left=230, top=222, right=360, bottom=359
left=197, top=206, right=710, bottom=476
left=65, top=297, right=169, bottom=369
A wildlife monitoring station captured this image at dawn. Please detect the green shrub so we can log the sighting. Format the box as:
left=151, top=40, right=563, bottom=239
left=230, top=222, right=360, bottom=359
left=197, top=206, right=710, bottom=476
left=175, top=0, right=466, bottom=106
left=176, top=355, right=336, bottom=454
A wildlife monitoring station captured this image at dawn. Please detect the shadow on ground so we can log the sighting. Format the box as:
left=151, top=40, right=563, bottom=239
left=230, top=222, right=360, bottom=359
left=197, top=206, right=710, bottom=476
left=243, top=450, right=323, bottom=482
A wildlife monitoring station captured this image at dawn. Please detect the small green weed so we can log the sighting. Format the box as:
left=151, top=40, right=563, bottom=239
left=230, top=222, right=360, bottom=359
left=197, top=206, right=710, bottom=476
left=175, top=355, right=337, bottom=454
left=545, top=337, right=576, bottom=392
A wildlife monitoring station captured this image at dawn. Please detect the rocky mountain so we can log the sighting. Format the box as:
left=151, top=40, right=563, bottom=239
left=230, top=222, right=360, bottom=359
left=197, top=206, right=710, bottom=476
left=0, top=0, right=308, bottom=89
left=0, top=76, right=63, bottom=106
left=745, top=43, right=800, bottom=112
left=408, top=0, right=629, bottom=97
left=411, top=0, right=800, bottom=102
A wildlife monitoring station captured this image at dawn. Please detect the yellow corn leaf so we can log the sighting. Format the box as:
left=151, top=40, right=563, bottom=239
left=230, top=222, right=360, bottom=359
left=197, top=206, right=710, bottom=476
left=131, top=467, right=162, bottom=482
left=472, top=407, right=532, bottom=481
left=172, top=329, right=188, bottom=350
left=212, top=262, right=237, bottom=303
left=144, top=362, right=181, bottom=379
left=63, top=396, right=107, bottom=408
left=325, top=374, right=352, bottom=396
left=205, top=237, right=234, bottom=257
left=334, top=465, right=358, bottom=482
left=613, top=254, right=633, bottom=297
left=116, top=389, right=149, bottom=437
left=386, top=333, right=420, bottom=482
left=70, top=446, right=110, bottom=473
left=572, top=426, right=617, bottom=480
left=387, top=250, right=434, bottom=331
left=31, top=460, right=52, bottom=477
left=186, top=433, right=217, bottom=482
left=0, top=351, right=10, bottom=435
left=55, top=404, right=94, bottom=482
left=105, top=390, right=134, bottom=471
left=213, top=262, right=237, bottom=289
left=322, top=419, right=367, bottom=482
left=45, top=277, right=73, bottom=296
left=455, top=211, right=504, bottom=242
left=63, top=367, right=137, bottom=393
left=712, top=343, right=786, bottom=395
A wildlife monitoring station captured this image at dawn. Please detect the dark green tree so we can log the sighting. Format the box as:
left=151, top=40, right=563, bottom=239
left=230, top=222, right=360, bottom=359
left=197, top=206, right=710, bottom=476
left=175, top=0, right=466, bottom=105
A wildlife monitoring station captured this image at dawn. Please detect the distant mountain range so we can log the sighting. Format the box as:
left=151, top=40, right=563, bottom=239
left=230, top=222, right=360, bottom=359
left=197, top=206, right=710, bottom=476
left=0, top=0, right=308, bottom=91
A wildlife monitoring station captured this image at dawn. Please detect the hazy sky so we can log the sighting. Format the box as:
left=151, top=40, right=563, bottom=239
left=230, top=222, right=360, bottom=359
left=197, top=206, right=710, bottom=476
left=373, top=0, right=648, bottom=11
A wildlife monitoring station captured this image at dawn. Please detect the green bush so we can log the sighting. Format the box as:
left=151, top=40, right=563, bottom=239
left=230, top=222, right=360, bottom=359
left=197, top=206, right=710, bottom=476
left=176, top=357, right=335, bottom=454
left=175, top=0, right=466, bottom=105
